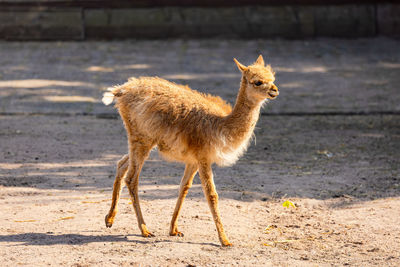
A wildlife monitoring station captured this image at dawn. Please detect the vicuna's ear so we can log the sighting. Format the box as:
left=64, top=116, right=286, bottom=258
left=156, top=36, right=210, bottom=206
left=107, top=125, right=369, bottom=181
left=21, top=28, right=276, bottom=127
left=255, top=55, right=265, bottom=66
left=233, top=58, right=248, bottom=72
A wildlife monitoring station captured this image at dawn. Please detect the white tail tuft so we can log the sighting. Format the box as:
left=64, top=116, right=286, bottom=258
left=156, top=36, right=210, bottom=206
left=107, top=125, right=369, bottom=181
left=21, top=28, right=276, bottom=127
left=102, top=91, right=115, bottom=106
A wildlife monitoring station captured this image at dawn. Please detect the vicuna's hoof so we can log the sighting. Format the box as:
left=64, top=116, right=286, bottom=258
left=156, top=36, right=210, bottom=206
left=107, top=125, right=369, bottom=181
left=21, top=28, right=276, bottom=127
left=105, top=215, right=113, bottom=228
left=170, top=231, right=184, bottom=237
left=221, top=241, right=233, bottom=247
left=142, top=232, right=155, bottom=238
left=140, top=224, right=155, bottom=237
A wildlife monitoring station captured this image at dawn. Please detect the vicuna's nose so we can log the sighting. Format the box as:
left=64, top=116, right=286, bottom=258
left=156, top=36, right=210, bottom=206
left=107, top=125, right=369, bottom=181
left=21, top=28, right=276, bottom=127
left=270, top=84, right=278, bottom=92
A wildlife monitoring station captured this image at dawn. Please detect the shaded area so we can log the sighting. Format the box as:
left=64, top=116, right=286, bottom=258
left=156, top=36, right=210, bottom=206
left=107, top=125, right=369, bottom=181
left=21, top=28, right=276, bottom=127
left=0, top=39, right=399, bottom=116
left=0, top=232, right=220, bottom=247
left=0, top=232, right=219, bottom=247
left=0, top=233, right=133, bottom=246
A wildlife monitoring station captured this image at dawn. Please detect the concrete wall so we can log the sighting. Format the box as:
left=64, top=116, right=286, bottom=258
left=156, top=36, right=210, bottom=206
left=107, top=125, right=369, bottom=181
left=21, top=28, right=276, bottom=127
left=0, top=3, right=399, bottom=40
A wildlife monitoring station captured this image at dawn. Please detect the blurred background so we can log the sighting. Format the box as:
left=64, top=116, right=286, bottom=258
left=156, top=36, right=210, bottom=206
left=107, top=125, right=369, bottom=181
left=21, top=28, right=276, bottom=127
left=0, top=0, right=399, bottom=40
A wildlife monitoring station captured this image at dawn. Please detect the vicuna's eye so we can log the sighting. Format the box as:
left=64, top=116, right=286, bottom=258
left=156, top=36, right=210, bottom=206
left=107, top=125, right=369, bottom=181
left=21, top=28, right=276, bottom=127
left=254, top=81, right=262, bottom=86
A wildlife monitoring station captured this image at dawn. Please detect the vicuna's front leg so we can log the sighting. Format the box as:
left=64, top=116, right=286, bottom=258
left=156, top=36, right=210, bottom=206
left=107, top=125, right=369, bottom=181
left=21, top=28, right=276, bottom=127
left=198, top=162, right=232, bottom=247
left=170, top=164, right=198, bottom=237
left=105, top=154, right=129, bottom=228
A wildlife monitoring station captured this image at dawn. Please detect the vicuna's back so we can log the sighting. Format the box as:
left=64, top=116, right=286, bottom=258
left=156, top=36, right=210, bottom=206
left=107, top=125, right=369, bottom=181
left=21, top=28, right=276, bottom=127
left=117, top=77, right=231, bottom=116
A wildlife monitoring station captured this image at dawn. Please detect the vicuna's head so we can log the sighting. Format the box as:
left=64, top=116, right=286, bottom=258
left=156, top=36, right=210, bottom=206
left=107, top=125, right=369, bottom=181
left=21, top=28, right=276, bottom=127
left=234, top=55, right=278, bottom=104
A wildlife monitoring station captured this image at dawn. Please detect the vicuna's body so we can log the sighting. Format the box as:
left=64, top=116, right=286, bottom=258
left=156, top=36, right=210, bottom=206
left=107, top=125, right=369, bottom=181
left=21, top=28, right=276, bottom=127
left=103, top=56, right=278, bottom=246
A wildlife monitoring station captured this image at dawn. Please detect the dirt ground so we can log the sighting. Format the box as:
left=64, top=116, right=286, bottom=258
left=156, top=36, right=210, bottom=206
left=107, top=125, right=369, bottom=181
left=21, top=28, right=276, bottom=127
left=0, top=39, right=399, bottom=266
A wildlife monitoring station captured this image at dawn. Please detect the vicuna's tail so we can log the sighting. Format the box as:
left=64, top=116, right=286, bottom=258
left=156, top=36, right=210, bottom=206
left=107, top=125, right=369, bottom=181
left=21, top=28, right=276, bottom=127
left=102, top=85, right=124, bottom=106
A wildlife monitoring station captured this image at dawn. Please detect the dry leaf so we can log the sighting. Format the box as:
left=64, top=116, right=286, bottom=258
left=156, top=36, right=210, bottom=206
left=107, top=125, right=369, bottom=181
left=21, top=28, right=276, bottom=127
left=58, top=216, right=75, bottom=221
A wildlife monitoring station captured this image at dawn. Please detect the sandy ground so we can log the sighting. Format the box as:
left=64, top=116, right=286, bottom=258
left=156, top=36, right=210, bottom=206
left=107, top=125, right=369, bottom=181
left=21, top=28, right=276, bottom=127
left=0, top=39, right=399, bottom=266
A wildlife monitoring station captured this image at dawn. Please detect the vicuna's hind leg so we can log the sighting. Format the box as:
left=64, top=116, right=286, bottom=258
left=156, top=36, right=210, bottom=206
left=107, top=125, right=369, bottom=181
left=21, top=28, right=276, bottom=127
left=170, top=164, right=198, bottom=237
left=105, top=154, right=129, bottom=228
left=125, top=142, right=154, bottom=237
left=198, top=162, right=232, bottom=247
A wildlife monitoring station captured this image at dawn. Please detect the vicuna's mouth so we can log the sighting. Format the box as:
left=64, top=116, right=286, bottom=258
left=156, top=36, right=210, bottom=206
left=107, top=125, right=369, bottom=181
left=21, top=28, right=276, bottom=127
left=268, top=91, right=279, bottom=99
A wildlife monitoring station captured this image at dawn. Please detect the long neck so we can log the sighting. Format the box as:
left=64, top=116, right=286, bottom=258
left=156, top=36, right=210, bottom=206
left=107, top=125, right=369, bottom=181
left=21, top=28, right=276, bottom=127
left=223, top=77, right=263, bottom=144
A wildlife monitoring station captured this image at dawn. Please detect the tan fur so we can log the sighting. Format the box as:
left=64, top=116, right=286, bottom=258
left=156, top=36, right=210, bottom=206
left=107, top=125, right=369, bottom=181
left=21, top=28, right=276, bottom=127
left=104, top=55, right=278, bottom=246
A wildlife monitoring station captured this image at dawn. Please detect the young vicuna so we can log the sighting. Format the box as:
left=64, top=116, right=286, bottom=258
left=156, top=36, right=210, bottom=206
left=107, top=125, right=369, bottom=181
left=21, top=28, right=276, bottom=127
left=102, top=55, right=278, bottom=246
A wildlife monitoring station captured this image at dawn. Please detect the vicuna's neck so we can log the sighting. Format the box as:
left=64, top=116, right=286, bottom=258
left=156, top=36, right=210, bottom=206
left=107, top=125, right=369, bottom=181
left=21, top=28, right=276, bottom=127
left=223, top=77, right=263, bottom=145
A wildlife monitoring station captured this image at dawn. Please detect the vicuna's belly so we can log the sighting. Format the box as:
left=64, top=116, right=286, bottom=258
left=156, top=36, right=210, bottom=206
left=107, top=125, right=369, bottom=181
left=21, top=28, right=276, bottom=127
left=157, top=142, right=197, bottom=164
